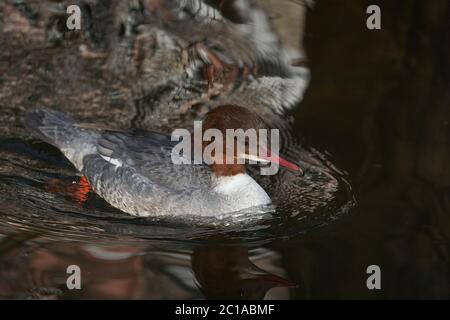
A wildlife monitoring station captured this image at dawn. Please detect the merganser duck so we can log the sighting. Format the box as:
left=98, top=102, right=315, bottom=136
left=25, top=105, right=300, bottom=217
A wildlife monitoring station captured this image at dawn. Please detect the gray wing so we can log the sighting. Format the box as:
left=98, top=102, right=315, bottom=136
left=95, top=130, right=212, bottom=192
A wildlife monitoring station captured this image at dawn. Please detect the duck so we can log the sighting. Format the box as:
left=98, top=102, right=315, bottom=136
left=24, top=105, right=301, bottom=217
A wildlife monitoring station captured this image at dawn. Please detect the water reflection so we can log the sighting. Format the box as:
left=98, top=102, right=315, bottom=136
left=192, top=245, right=294, bottom=299
left=0, top=233, right=293, bottom=299
left=0, top=0, right=355, bottom=300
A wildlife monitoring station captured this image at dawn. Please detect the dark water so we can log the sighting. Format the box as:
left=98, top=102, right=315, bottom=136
left=0, top=0, right=449, bottom=299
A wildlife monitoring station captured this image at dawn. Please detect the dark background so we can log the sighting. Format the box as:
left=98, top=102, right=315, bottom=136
left=282, top=0, right=449, bottom=298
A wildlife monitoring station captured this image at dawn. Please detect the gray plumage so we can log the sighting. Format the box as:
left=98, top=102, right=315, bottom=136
left=24, top=109, right=272, bottom=218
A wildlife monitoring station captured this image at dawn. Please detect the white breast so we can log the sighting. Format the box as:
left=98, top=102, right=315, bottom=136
left=213, top=174, right=271, bottom=212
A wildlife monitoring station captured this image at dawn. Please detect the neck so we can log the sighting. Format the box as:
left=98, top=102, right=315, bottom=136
left=213, top=173, right=271, bottom=212
left=210, top=163, right=246, bottom=176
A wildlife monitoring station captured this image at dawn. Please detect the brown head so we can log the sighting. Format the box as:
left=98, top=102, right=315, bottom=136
left=201, top=105, right=301, bottom=176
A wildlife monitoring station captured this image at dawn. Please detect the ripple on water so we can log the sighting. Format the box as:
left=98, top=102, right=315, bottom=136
left=0, top=137, right=355, bottom=246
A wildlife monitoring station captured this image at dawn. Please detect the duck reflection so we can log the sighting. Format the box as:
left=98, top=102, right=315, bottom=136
left=0, top=235, right=294, bottom=299
left=192, top=245, right=296, bottom=299
left=0, top=239, right=147, bottom=299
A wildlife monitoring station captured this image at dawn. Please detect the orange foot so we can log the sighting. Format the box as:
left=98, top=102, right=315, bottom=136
left=46, top=176, right=91, bottom=204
